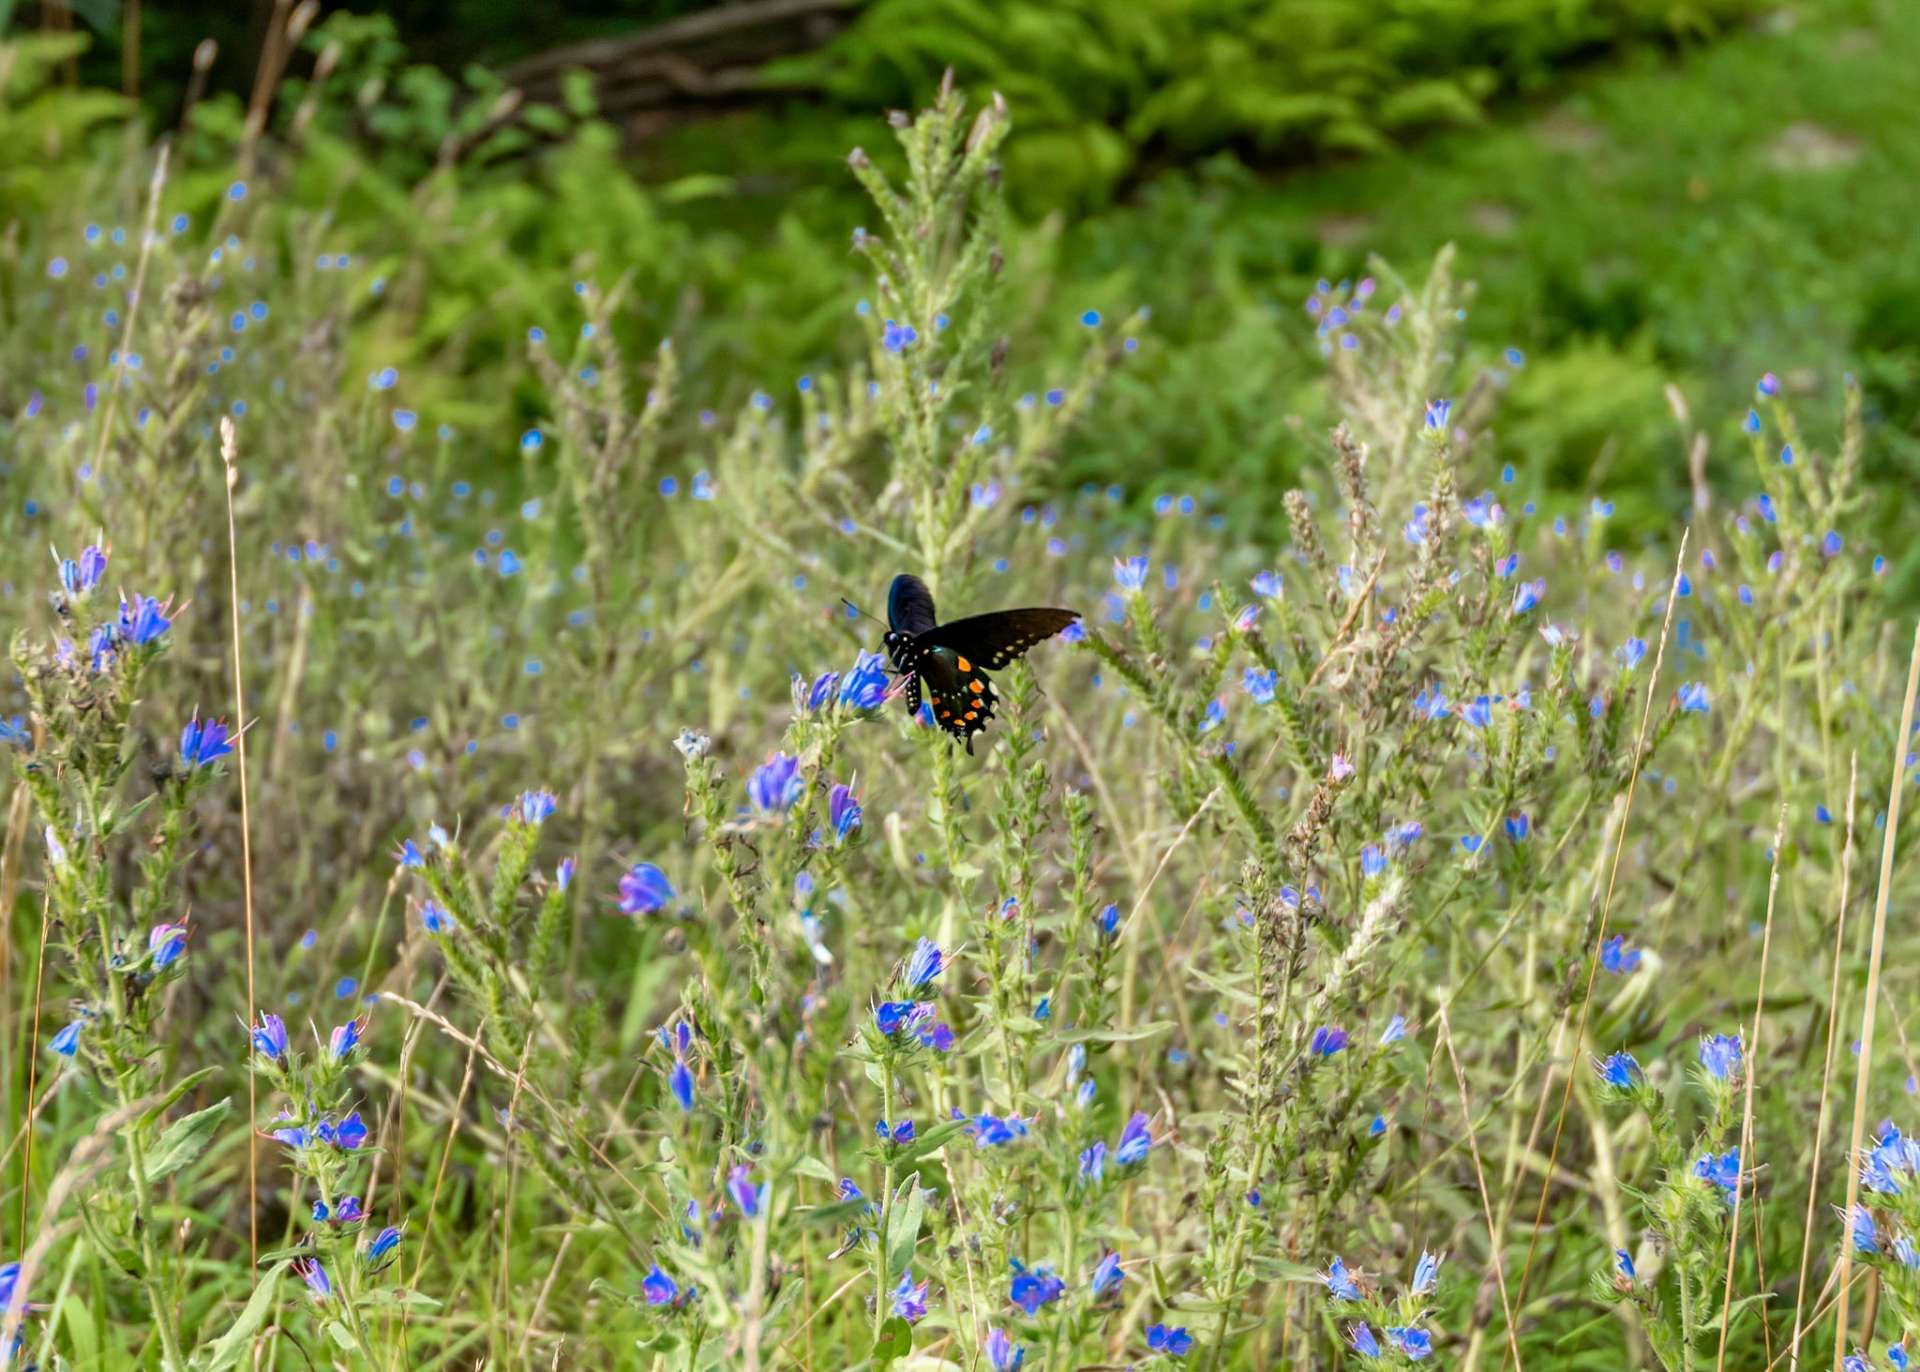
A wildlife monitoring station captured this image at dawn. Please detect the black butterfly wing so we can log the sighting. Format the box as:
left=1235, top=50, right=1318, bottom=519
left=887, top=574, right=938, bottom=637
left=924, top=666, right=997, bottom=755
left=920, top=608, right=1080, bottom=670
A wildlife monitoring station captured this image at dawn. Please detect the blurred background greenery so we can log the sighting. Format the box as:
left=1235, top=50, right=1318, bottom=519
left=9, top=0, right=1919, bottom=578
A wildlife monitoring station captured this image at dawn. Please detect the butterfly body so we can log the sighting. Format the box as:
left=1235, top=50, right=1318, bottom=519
left=882, top=574, right=1077, bottom=753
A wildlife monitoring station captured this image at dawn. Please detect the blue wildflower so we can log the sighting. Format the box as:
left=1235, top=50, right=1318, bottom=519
left=1115, top=1111, right=1153, bottom=1166
left=292, top=1257, right=330, bottom=1300
left=875, top=1118, right=915, bottom=1145
left=881, top=319, right=918, bottom=353
left=804, top=670, right=840, bottom=710
left=1595, top=1051, right=1640, bottom=1088
left=59, top=543, right=109, bottom=596
left=364, top=1225, right=402, bottom=1264
left=1242, top=668, right=1277, bottom=703
left=118, top=593, right=174, bottom=646
left=747, top=752, right=805, bottom=814
left=1677, top=682, right=1710, bottom=714
left=1424, top=398, right=1451, bottom=431
left=828, top=782, right=862, bottom=843
left=1411, top=1251, right=1442, bottom=1295
left=619, top=862, right=675, bottom=915
left=1599, top=935, right=1642, bottom=974
left=1147, top=1324, right=1194, bottom=1358
left=669, top=1058, right=695, bottom=1112
left=1079, top=1141, right=1108, bottom=1183
left=330, top=1110, right=369, bottom=1150
left=1692, top=1147, right=1741, bottom=1200
left=904, top=937, right=944, bottom=990
left=516, top=789, right=557, bottom=824
left=1114, top=556, right=1150, bottom=592
left=1458, top=696, right=1494, bottom=729
left=1009, top=1261, right=1065, bottom=1314
left=1089, top=1250, right=1124, bottom=1298
left=329, top=1018, right=364, bottom=1060
left=986, top=1327, right=1024, bottom=1371
left=727, top=1164, right=765, bottom=1219
left=1349, top=1321, right=1382, bottom=1358
left=1309, top=1025, right=1349, bottom=1057
left=838, top=652, right=891, bottom=709
left=1847, top=1203, right=1879, bottom=1254
left=1387, top=1326, right=1433, bottom=1360
left=149, top=922, right=189, bottom=969
left=50, top=1020, right=83, bottom=1057
left=642, top=1264, right=682, bottom=1307
left=1402, top=505, right=1430, bottom=545
left=1613, top=1249, right=1635, bottom=1280
left=1322, top=1256, right=1360, bottom=1301
left=891, top=1268, right=930, bottom=1322
left=1698, top=1033, right=1743, bottom=1081
left=178, top=715, right=233, bottom=769
left=251, top=1012, right=288, bottom=1059
left=960, top=1111, right=1029, bottom=1147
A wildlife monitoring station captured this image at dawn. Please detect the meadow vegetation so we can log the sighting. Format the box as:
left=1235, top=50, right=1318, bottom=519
left=1, top=12, right=1919, bottom=1372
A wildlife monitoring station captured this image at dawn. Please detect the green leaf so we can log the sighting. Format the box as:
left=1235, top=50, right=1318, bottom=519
left=1553, top=1312, right=1617, bottom=1348
left=195, top=1264, right=283, bottom=1372
left=870, top=1315, right=912, bottom=1367
left=146, top=1097, right=231, bottom=1181
left=59, top=1293, right=101, bottom=1367
left=1055, top=1021, right=1174, bottom=1044
left=792, top=1155, right=838, bottom=1185
left=136, top=1066, right=221, bottom=1131
left=893, top=1119, right=969, bottom=1165
left=884, top=1179, right=927, bottom=1282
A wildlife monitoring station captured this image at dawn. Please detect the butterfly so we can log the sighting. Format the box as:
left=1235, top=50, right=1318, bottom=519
left=881, top=573, right=1079, bottom=753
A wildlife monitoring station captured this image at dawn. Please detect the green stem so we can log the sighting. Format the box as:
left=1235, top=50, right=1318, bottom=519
left=120, top=1088, right=188, bottom=1369
left=1676, top=1264, right=1696, bottom=1372
left=1202, top=1135, right=1271, bottom=1372
left=873, top=1066, right=896, bottom=1346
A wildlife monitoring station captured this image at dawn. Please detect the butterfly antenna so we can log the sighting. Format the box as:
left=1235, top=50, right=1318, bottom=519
left=840, top=598, right=886, bottom=629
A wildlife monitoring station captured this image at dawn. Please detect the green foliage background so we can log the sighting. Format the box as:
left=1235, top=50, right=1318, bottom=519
left=26, top=0, right=1920, bottom=578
